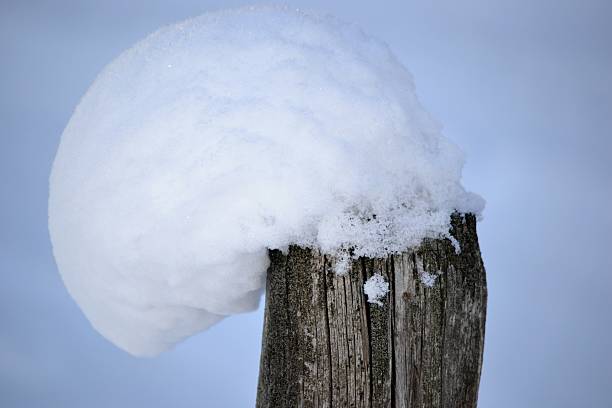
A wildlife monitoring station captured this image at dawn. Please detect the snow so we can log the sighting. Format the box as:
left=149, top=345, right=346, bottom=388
left=333, top=255, right=351, bottom=276
left=419, top=270, right=440, bottom=288
left=448, top=235, right=462, bottom=254
left=48, top=5, right=483, bottom=356
left=363, top=274, right=390, bottom=306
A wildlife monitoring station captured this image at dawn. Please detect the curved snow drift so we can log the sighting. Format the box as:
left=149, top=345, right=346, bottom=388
left=49, top=6, right=483, bottom=356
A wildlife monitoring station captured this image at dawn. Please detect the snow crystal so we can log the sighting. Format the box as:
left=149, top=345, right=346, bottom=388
left=333, top=255, right=351, bottom=276
left=419, top=270, right=440, bottom=288
left=364, top=274, right=390, bottom=306
left=48, top=5, right=483, bottom=356
left=448, top=235, right=461, bottom=254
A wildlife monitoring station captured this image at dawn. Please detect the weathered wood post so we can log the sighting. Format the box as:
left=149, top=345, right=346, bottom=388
left=256, top=213, right=486, bottom=408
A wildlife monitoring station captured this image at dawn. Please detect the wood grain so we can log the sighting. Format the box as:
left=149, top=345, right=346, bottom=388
left=257, top=213, right=487, bottom=408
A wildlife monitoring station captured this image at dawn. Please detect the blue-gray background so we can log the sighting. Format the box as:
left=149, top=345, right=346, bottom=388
left=1, top=0, right=611, bottom=406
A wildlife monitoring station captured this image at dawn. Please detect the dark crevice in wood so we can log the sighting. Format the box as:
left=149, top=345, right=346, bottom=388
left=360, top=258, right=373, bottom=408
left=322, top=254, right=333, bottom=408
left=440, top=246, right=448, bottom=404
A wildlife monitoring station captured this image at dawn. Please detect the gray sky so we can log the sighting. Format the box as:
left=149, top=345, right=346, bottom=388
left=1, top=0, right=611, bottom=406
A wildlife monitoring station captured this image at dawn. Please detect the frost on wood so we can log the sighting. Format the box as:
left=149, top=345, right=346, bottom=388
left=48, top=5, right=483, bottom=356
left=419, top=270, right=439, bottom=287
left=363, top=273, right=389, bottom=305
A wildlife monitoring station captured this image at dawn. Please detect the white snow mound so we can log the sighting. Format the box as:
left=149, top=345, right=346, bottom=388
left=48, top=6, right=483, bottom=356
left=364, top=274, right=390, bottom=306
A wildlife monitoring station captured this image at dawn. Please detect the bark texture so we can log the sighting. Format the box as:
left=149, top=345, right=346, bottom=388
left=256, top=213, right=487, bottom=408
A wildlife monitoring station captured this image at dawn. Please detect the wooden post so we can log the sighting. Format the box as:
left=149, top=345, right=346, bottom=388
left=256, top=213, right=487, bottom=408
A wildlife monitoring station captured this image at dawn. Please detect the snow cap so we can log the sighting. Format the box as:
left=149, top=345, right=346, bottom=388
left=49, top=5, right=483, bottom=356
